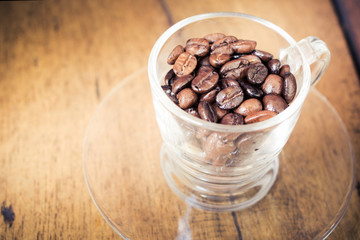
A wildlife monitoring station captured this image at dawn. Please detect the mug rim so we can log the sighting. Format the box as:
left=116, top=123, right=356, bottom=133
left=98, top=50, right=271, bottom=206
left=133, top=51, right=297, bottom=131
left=148, top=12, right=311, bottom=132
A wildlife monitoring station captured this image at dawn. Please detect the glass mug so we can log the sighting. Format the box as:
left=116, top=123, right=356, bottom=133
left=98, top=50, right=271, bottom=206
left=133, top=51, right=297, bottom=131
left=148, top=12, right=330, bottom=212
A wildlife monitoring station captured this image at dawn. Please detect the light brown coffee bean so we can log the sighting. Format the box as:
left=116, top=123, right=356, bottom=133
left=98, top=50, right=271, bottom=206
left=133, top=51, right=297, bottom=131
left=203, top=132, right=237, bottom=163
left=247, top=62, right=268, bottom=85
left=231, top=40, right=257, bottom=54
left=235, top=98, right=263, bottom=116
left=209, top=53, right=231, bottom=68
left=185, top=38, right=210, bottom=57
left=267, top=59, right=281, bottom=74
left=200, top=88, right=218, bottom=103
left=172, top=74, right=194, bottom=94
left=279, top=64, right=291, bottom=78
left=220, top=113, right=244, bottom=125
left=216, top=86, right=244, bottom=110
left=239, top=55, right=262, bottom=64
left=211, top=36, right=238, bottom=55
left=261, top=74, right=283, bottom=95
left=252, top=49, right=273, bottom=62
left=173, top=52, right=197, bottom=77
left=204, top=33, right=226, bottom=43
left=191, top=66, right=219, bottom=94
left=282, top=73, right=297, bottom=103
left=167, top=45, right=184, bottom=65
left=212, top=102, right=228, bottom=119
left=263, top=94, right=288, bottom=113
left=220, top=78, right=239, bottom=89
left=219, top=58, right=250, bottom=80
left=244, top=110, right=278, bottom=124
left=198, top=101, right=218, bottom=122
left=177, top=88, right=198, bottom=109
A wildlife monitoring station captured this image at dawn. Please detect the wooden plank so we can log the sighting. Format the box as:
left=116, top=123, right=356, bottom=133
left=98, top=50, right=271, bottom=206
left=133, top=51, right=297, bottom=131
left=0, top=0, right=359, bottom=239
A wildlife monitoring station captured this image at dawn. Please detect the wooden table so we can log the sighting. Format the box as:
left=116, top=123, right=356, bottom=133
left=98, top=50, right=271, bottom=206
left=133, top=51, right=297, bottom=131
left=0, top=0, right=359, bottom=239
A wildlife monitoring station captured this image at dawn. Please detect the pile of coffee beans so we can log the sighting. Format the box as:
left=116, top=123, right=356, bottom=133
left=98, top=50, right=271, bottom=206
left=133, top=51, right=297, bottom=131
left=162, top=33, right=297, bottom=125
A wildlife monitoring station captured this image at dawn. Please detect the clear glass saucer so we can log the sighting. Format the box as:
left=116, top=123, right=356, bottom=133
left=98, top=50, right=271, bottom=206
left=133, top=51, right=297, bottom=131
left=82, top=68, right=355, bottom=240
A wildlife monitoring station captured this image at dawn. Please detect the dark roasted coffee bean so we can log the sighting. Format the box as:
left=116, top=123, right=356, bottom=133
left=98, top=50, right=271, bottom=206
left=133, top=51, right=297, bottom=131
left=198, top=56, right=211, bottom=67
left=167, top=45, right=184, bottom=65
left=173, top=52, right=197, bottom=77
left=177, top=88, right=198, bottom=109
left=172, top=74, right=194, bottom=94
left=279, top=64, right=291, bottom=78
left=235, top=98, right=263, bottom=116
left=263, top=94, right=288, bottom=113
left=204, top=33, right=226, bottom=43
left=186, top=38, right=210, bottom=57
left=220, top=113, right=244, bottom=125
left=220, top=78, right=240, bottom=89
left=185, top=107, right=200, bottom=118
left=200, top=89, right=218, bottom=103
left=244, top=110, right=278, bottom=124
left=216, top=86, right=244, bottom=110
left=238, top=79, right=264, bottom=98
left=198, top=101, right=218, bottom=122
left=252, top=49, right=273, bottom=62
left=164, top=69, right=176, bottom=86
left=209, top=53, right=231, bottom=68
left=231, top=40, right=257, bottom=54
left=219, top=59, right=249, bottom=80
left=211, top=36, right=238, bottom=55
left=267, top=59, right=281, bottom=74
left=191, top=66, right=219, bottom=94
left=212, top=102, right=228, bottom=119
left=239, top=55, right=261, bottom=64
left=283, top=73, right=297, bottom=103
left=261, top=74, right=283, bottom=95
left=162, top=85, right=178, bottom=104
left=247, top=62, right=268, bottom=85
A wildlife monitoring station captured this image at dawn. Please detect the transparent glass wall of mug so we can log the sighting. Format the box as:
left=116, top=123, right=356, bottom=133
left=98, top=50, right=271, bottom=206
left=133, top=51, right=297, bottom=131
left=150, top=16, right=306, bottom=175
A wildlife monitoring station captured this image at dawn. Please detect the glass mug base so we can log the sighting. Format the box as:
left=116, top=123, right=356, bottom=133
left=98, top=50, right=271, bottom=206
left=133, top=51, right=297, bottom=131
left=160, top=144, right=279, bottom=212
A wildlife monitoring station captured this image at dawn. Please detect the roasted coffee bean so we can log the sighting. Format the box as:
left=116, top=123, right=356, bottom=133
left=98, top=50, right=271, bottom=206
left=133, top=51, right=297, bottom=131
left=203, top=132, right=236, bottom=162
left=263, top=94, right=288, bottom=113
left=167, top=45, right=184, bottom=65
left=235, top=98, right=263, bottom=116
left=212, top=102, right=228, bottom=119
left=216, top=86, right=244, bottom=110
left=283, top=73, right=297, bottom=103
left=161, top=85, right=178, bottom=104
left=198, top=101, right=218, bottom=122
left=177, top=88, right=198, bottom=109
left=238, top=79, right=264, bottom=98
left=200, top=88, right=218, bottom=103
left=220, top=113, right=244, bottom=125
left=219, top=59, right=249, bottom=79
left=164, top=69, right=176, bottom=86
left=185, top=38, right=210, bottom=57
left=191, top=66, right=219, bottom=94
left=247, top=62, right=268, bottom=85
left=220, top=78, right=240, bottom=89
left=244, top=110, right=278, bottom=124
left=239, top=55, right=262, bottom=64
left=173, top=52, right=197, bottom=76
left=279, top=64, right=291, bottom=78
left=172, top=74, right=194, bottom=94
left=267, top=59, right=281, bottom=74
left=185, top=107, right=200, bottom=118
left=211, top=36, right=238, bottom=55
left=198, top=56, right=211, bottom=67
left=252, top=49, right=273, bottom=62
left=204, top=33, right=226, bottom=43
left=261, top=74, right=283, bottom=95
left=209, top=53, right=231, bottom=68
left=231, top=40, right=257, bottom=54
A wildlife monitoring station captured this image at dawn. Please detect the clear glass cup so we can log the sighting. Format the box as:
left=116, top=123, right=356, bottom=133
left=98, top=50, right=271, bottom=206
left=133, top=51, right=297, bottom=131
left=148, top=12, right=330, bottom=212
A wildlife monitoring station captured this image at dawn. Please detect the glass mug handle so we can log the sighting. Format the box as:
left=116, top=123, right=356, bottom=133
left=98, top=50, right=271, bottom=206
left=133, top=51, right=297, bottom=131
left=280, top=36, right=331, bottom=86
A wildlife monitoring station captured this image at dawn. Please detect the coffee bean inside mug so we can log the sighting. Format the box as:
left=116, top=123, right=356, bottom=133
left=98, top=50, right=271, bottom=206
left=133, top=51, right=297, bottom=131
left=162, top=33, right=297, bottom=125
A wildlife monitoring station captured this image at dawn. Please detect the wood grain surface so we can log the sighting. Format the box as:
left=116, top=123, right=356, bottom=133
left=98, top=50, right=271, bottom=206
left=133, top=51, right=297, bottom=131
left=0, top=0, right=359, bottom=239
